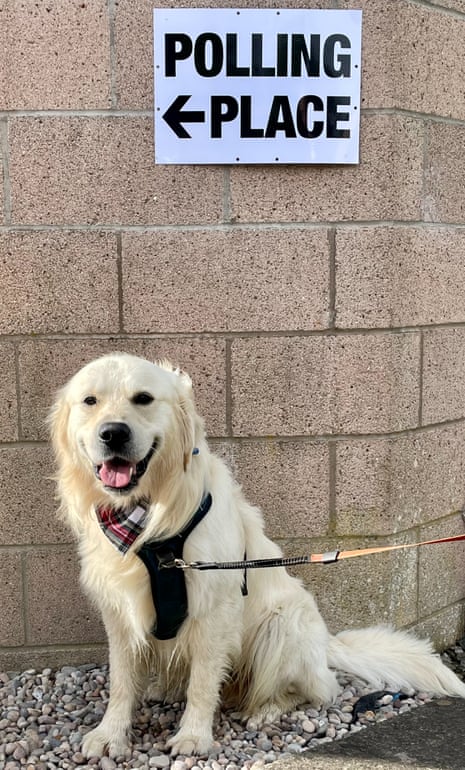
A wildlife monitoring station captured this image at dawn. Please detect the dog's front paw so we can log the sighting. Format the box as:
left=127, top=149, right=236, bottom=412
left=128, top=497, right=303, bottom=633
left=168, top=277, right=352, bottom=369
left=81, top=726, right=129, bottom=758
left=144, top=681, right=166, bottom=702
left=167, top=728, right=215, bottom=756
left=246, top=702, right=282, bottom=729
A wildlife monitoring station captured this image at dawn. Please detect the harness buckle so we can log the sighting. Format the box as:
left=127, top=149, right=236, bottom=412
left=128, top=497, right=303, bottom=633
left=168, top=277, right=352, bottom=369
left=155, top=545, right=178, bottom=570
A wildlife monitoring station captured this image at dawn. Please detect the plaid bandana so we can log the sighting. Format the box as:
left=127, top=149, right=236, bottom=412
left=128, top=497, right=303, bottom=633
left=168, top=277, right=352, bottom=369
left=96, top=502, right=148, bottom=554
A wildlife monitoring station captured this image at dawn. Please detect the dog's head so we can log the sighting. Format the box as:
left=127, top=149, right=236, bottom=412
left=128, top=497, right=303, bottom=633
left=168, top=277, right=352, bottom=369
left=49, top=353, right=202, bottom=507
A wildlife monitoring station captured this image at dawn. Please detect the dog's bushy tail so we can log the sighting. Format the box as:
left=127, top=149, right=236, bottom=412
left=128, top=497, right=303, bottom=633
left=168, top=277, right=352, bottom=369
left=327, top=625, right=465, bottom=697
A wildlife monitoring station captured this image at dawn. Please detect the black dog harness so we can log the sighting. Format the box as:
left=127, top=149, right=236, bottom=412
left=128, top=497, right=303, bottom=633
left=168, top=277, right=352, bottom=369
left=96, top=493, right=212, bottom=640
left=137, top=493, right=212, bottom=640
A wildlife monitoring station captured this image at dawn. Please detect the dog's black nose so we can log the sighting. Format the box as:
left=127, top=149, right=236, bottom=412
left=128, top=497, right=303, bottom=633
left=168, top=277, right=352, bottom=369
left=98, top=422, right=131, bottom=450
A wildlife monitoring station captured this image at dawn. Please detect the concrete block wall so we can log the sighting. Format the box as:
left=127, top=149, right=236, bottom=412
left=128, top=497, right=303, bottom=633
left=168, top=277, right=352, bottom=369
left=1, top=0, right=465, bottom=670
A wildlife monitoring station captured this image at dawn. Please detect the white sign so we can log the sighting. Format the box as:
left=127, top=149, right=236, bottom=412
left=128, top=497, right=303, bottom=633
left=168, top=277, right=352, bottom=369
left=153, top=8, right=362, bottom=165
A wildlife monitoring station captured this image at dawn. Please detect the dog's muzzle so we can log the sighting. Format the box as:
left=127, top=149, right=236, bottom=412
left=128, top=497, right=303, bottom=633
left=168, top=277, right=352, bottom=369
left=94, top=441, right=158, bottom=493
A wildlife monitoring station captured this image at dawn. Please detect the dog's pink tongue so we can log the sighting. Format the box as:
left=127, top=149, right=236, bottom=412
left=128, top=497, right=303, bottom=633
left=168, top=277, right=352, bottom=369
left=100, top=461, right=133, bottom=488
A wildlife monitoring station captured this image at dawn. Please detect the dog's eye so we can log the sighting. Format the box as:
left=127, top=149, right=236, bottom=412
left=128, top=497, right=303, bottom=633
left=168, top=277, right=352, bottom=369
left=83, top=395, right=97, bottom=406
left=132, top=392, right=154, bottom=406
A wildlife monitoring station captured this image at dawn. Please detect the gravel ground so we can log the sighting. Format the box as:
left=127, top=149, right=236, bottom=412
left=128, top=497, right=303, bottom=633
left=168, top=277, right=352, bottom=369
left=1, top=639, right=465, bottom=770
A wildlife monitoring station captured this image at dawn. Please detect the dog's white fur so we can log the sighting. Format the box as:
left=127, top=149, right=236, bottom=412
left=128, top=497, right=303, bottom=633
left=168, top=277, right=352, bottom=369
left=49, top=352, right=465, bottom=758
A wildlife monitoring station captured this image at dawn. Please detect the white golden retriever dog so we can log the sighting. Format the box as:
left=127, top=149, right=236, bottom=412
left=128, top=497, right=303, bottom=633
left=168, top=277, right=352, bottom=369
left=49, top=352, right=465, bottom=758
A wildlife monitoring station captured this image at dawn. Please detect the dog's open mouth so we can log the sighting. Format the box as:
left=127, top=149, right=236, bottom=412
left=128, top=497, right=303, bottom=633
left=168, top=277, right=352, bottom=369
left=95, top=444, right=157, bottom=492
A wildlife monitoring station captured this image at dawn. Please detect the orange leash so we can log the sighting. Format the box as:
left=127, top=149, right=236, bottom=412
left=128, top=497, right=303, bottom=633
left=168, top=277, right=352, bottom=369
left=310, top=532, right=465, bottom=564
left=169, top=532, right=465, bottom=571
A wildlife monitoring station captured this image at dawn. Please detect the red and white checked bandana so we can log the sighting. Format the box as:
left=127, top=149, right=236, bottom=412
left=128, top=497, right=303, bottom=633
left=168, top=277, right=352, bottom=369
left=96, top=502, right=147, bottom=554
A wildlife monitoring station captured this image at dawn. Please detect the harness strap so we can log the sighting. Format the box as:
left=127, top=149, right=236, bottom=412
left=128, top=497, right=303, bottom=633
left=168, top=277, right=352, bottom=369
left=137, top=493, right=212, bottom=639
left=170, top=532, right=465, bottom=571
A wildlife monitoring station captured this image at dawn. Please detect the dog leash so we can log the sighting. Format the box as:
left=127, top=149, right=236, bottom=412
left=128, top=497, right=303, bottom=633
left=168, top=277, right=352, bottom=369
left=165, top=532, right=465, bottom=571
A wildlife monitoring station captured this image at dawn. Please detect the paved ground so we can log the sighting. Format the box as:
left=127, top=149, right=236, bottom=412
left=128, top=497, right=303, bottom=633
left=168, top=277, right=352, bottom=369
left=271, top=697, right=465, bottom=770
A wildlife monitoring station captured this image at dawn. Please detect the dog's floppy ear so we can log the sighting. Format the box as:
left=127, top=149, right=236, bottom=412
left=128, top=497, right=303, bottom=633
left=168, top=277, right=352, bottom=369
left=48, top=386, right=71, bottom=466
left=173, top=369, right=203, bottom=472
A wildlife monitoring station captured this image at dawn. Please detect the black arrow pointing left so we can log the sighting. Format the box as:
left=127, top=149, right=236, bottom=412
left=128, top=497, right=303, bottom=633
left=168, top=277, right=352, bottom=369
left=162, top=95, right=205, bottom=139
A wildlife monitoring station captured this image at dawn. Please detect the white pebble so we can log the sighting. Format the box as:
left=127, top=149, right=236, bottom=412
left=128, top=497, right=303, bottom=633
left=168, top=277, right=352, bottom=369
left=340, top=688, right=355, bottom=700
left=416, top=692, right=430, bottom=701
left=171, top=761, right=187, bottom=770
left=149, top=756, right=171, bottom=768
left=379, top=694, right=393, bottom=705
left=287, top=742, right=303, bottom=753
left=13, top=745, right=27, bottom=760
left=306, top=708, right=320, bottom=718
left=100, top=757, right=117, bottom=770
